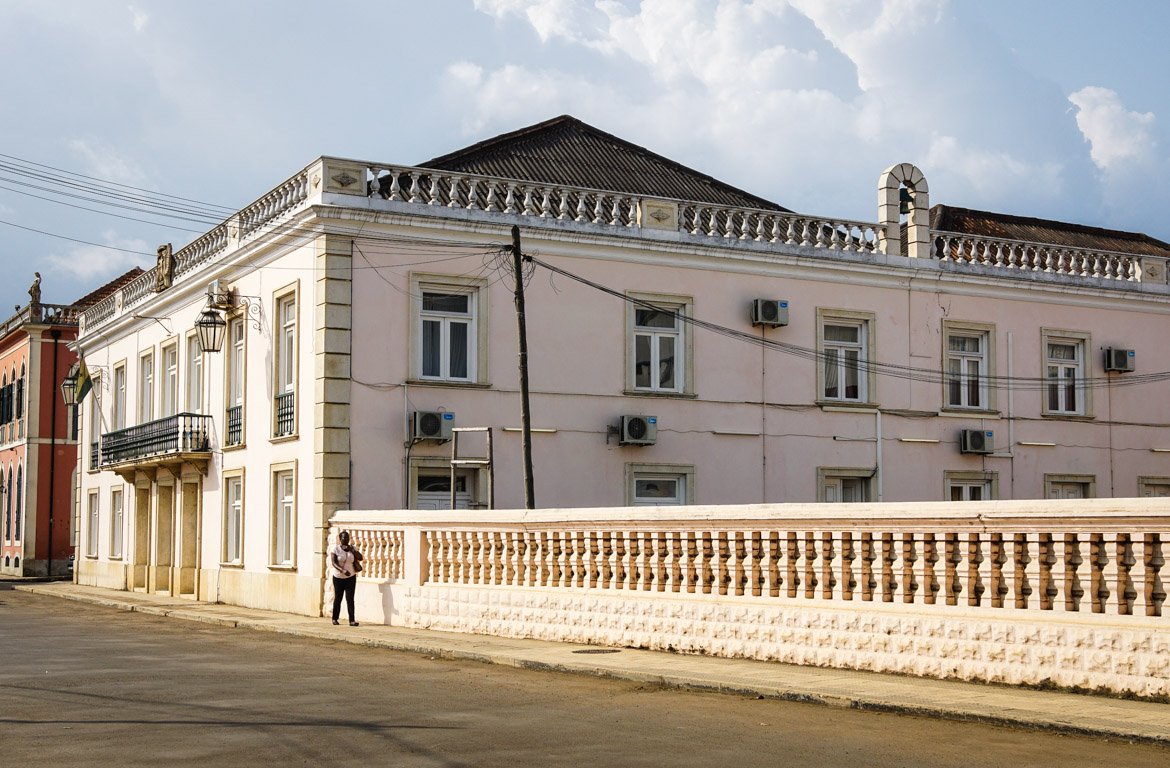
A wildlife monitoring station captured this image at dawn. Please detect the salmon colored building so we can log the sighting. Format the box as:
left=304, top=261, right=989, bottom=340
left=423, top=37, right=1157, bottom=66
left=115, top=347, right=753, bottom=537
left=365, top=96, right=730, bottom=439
left=0, top=270, right=141, bottom=577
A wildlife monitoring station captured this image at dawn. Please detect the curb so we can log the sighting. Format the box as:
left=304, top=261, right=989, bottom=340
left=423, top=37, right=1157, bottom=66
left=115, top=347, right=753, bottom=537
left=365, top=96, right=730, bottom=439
left=14, top=584, right=1169, bottom=745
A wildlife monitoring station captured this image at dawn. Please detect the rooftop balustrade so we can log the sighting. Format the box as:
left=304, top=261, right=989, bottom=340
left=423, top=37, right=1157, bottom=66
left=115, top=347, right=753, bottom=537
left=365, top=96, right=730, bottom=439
left=78, top=158, right=1168, bottom=335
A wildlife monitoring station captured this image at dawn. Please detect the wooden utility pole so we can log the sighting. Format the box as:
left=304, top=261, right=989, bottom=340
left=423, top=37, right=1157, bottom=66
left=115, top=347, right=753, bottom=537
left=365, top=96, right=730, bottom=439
left=511, top=225, right=536, bottom=509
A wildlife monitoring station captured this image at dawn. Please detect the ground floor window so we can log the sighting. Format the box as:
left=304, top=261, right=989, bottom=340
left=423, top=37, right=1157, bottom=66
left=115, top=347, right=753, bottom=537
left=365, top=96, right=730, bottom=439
left=1045, top=474, right=1095, bottom=499
left=1138, top=477, right=1170, bottom=497
left=945, top=471, right=998, bottom=501
left=626, top=463, right=694, bottom=506
left=272, top=468, right=295, bottom=566
left=86, top=491, right=99, bottom=557
left=222, top=474, right=244, bottom=565
left=409, top=457, right=483, bottom=510
left=110, top=488, right=124, bottom=559
left=818, top=468, right=873, bottom=503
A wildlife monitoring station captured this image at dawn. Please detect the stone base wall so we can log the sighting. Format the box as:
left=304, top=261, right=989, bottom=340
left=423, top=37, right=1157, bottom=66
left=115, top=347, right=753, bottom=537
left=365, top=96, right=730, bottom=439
left=76, top=559, right=129, bottom=590
left=201, top=568, right=319, bottom=616
left=357, top=581, right=1169, bottom=698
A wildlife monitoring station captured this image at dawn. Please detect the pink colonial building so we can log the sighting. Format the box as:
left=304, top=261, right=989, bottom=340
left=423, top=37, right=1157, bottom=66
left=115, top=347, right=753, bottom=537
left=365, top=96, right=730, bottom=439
left=72, top=115, right=1170, bottom=615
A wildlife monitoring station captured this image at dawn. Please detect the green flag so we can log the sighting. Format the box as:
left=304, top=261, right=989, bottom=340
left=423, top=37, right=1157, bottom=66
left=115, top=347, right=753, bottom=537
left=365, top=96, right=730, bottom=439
left=76, top=356, right=92, bottom=403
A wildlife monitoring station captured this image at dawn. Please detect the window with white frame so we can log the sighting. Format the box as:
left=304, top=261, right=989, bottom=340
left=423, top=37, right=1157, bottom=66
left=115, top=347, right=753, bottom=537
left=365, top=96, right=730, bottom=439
left=88, top=384, right=102, bottom=470
left=110, top=487, right=124, bottom=559
left=273, top=293, right=297, bottom=437
left=113, top=364, right=126, bottom=430
left=944, top=322, right=994, bottom=410
left=818, top=468, right=872, bottom=503
left=626, top=292, right=692, bottom=395
left=185, top=335, right=203, bottom=413
left=626, top=463, right=694, bottom=506
left=138, top=352, right=154, bottom=423
left=86, top=491, right=99, bottom=557
left=161, top=344, right=178, bottom=418
left=225, top=318, right=245, bottom=446
left=272, top=468, right=294, bottom=566
left=421, top=291, right=475, bottom=381
left=1045, top=474, right=1094, bottom=499
left=1138, top=477, right=1170, bottom=497
left=945, top=471, right=997, bottom=501
left=411, top=274, right=487, bottom=384
left=223, top=474, right=244, bottom=564
left=817, top=309, right=874, bottom=404
left=1043, top=331, right=1088, bottom=416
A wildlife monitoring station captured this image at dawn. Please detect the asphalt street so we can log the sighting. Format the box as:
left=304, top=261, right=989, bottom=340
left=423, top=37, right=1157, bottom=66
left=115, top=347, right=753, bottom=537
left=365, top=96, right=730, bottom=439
left=0, top=586, right=1165, bottom=767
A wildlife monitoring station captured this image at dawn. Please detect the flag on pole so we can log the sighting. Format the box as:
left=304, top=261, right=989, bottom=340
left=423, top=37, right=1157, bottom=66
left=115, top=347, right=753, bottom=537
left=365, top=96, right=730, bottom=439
left=76, top=356, right=92, bottom=403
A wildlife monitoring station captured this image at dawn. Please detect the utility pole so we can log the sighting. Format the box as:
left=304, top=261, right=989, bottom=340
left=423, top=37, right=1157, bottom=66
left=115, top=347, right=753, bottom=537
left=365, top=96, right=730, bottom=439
left=511, top=225, right=536, bottom=509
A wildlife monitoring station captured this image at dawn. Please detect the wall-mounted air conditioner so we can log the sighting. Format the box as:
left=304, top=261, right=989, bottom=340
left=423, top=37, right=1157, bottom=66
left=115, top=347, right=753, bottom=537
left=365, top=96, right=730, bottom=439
left=619, top=415, right=657, bottom=446
left=959, top=429, right=993, bottom=455
left=1104, top=348, right=1135, bottom=373
left=411, top=410, right=455, bottom=441
left=750, top=299, right=789, bottom=328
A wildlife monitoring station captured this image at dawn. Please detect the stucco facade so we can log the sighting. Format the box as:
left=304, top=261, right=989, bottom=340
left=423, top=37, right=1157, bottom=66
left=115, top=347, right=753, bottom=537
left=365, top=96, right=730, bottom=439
left=71, top=117, right=1170, bottom=614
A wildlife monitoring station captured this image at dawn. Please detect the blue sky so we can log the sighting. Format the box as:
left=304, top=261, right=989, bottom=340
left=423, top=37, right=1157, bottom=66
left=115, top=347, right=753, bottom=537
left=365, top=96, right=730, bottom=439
left=2, top=0, right=1169, bottom=312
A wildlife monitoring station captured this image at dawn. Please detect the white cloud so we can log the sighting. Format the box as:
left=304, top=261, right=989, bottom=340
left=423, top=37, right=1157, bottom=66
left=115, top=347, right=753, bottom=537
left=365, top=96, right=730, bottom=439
left=128, top=5, right=149, bottom=33
left=1068, top=86, right=1157, bottom=171
left=44, top=231, right=148, bottom=282
left=67, top=138, right=150, bottom=187
left=926, top=135, right=1064, bottom=201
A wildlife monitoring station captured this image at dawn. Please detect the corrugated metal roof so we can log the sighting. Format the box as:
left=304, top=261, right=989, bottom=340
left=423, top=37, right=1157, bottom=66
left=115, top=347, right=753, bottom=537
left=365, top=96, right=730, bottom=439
left=931, top=205, right=1170, bottom=257
left=421, top=115, right=789, bottom=212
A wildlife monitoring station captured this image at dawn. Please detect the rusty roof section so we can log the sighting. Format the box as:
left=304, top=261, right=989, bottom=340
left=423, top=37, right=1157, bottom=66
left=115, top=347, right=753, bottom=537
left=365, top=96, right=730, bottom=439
left=69, top=267, right=145, bottom=308
left=420, top=115, right=789, bottom=212
left=931, top=205, right=1170, bottom=257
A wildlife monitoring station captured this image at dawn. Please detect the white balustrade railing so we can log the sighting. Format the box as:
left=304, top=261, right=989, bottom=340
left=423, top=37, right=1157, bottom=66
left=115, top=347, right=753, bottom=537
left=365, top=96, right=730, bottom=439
left=677, top=203, right=883, bottom=252
left=332, top=501, right=1169, bottom=619
left=239, top=170, right=311, bottom=240
left=934, top=231, right=1141, bottom=281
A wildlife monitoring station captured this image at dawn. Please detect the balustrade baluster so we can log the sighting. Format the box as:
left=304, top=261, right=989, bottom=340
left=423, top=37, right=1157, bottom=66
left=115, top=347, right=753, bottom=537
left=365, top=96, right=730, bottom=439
left=464, top=179, right=479, bottom=211
left=575, top=194, right=588, bottom=223
left=901, top=533, right=917, bottom=604
left=1091, top=533, right=1111, bottom=613
left=741, top=531, right=756, bottom=597
left=944, top=533, right=961, bottom=606
left=540, top=189, right=553, bottom=218
left=593, top=197, right=606, bottom=225
left=819, top=532, right=836, bottom=600
left=786, top=532, right=800, bottom=599
left=684, top=532, right=699, bottom=593
left=627, top=199, right=638, bottom=227
left=798, top=220, right=811, bottom=247
left=557, top=190, right=570, bottom=220
left=427, top=176, right=442, bottom=206
left=839, top=532, right=854, bottom=601
left=1049, top=534, right=1070, bottom=611
left=447, top=177, right=463, bottom=208
left=664, top=532, right=678, bottom=592
left=814, top=222, right=827, bottom=248
left=881, top=532, right=897, bottom=603
left=613, top=532, right=626, bottom=590
left=607, top=198, right=621, bottom=227
left=784, top=218, right=797, bottom=246
left=1117, top=534, right=1137, bottom=615
left=1021, top=533, right=1041, bottom=610
left=387, top=173, right=402, bottom=201
left=829, top=224, right=841, bottom=250
left=916, top=532, right=934, bottom=605
left=407, top=174, right=422, bottom=204
left=502, top=184, right=516, bottom=214
left=972, top=533, right=990, bottom=608
left=523, top=188, right=536, bottom=216
left=1140, top=533, right=1165, bottom=617
left=803, top=532, right=818, bottom=599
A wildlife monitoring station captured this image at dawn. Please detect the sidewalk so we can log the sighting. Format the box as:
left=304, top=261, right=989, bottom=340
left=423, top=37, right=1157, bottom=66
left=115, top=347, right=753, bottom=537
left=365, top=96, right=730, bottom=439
left=16, top=582, right=1169, bottom=744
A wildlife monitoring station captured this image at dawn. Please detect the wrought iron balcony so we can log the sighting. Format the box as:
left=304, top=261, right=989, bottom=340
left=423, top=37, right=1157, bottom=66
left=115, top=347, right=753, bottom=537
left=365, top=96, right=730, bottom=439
left=225, top=405, right=243, bottom=446
left=100, top=413, right=212, bottom=477
left=274, top=391, right=295, bottom=437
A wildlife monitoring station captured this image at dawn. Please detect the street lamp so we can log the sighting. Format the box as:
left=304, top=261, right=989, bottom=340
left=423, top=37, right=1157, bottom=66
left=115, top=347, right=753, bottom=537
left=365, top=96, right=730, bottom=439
left=60, top=362, right=79, bottom=407
left=195, top=307, right=227, bottom=353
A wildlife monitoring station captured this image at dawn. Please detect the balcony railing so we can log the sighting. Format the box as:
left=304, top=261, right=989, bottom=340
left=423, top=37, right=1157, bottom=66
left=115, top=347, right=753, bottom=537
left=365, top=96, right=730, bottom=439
left=100, top=413, right=211, bottom=467
left=274, top=391, right=295, bottom=437
left=225, top=405, right=243, bottom=447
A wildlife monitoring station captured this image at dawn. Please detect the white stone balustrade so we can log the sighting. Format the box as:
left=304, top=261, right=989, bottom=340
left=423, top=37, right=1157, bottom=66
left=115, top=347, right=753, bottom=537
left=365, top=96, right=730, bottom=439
left=933, top=231, right=1141, bottom=282
left=331, top=499, right=1170, bottom=696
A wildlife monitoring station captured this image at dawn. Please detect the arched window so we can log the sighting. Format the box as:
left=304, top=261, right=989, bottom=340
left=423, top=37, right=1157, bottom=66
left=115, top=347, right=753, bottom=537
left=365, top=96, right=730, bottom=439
left=3, top=466, right=10, bottom=541
left=16, top=363, right=25, bottom=420
left=14, top=465, right=22, bottom=541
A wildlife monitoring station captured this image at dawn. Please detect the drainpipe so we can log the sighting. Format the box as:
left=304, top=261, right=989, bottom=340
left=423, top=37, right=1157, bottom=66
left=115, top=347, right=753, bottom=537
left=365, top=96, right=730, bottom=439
left=875, top=409, right=883, bottom=502
left=48, top=329, right=59, bottom=579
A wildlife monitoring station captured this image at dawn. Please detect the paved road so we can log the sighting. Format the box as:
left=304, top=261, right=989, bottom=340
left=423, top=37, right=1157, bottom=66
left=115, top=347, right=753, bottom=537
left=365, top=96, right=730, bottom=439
left=0, top=587, right=1165, bottom=767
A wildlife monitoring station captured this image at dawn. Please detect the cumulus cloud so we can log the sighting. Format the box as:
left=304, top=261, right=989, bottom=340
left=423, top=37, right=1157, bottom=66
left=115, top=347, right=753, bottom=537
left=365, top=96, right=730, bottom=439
left=1068, top=86, right=1157, bottom=171
left=68, top=138, right=150, bottom=187
left=128, top=5, right=149, bottom=33
left=44, top=231, right=148, bottom=282
left=460, top=0, right=1094, bottom=223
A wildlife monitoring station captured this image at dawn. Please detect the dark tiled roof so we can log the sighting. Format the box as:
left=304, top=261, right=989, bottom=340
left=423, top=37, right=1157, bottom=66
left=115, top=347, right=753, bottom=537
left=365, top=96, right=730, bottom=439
left=931, top=205, right=1170, bottom=257
left=70, top=267, right=145, bottom=307
left=420, top=115, right=789, bottom=212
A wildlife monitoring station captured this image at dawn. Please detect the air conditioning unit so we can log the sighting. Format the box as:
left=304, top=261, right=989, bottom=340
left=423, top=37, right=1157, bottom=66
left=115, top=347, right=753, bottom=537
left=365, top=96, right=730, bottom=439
left=750, top=299, right=789, bottom=328
left=959, top=429, right=993, bottom=455
left=619, top=415, right=657, bottom=446
left=1104, top=348, right=1135, bottom=373
left=207, top=279, right=234, bottom=308
left=411, top=410, right=454, bottom=441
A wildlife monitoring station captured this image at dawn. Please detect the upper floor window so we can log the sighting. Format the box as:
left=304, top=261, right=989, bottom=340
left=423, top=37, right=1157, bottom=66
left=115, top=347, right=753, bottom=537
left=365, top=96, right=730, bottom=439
left=273, top=292, right=297, bottom=438
left=816, top=309, right=875, bottom=405
left=944, top=322, right=994, bottom=411
left=161, top=344, right=178, bottom=418
left=185, top=335, right=203, bottom=414
left=1042, top=329, right=1090, bottom=417
left=138, top=352, right=154, bottom=423
left=225, top=318, right=246, bottom=447
left=113, top=364, right=127, bottom=430
left=626, top=463, right=694, bottom=506
left=626, top=292, right=693, bottom=395
left=410, top=274, right=488, bottom=385
left=945, top=471, right=997, bottom=501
